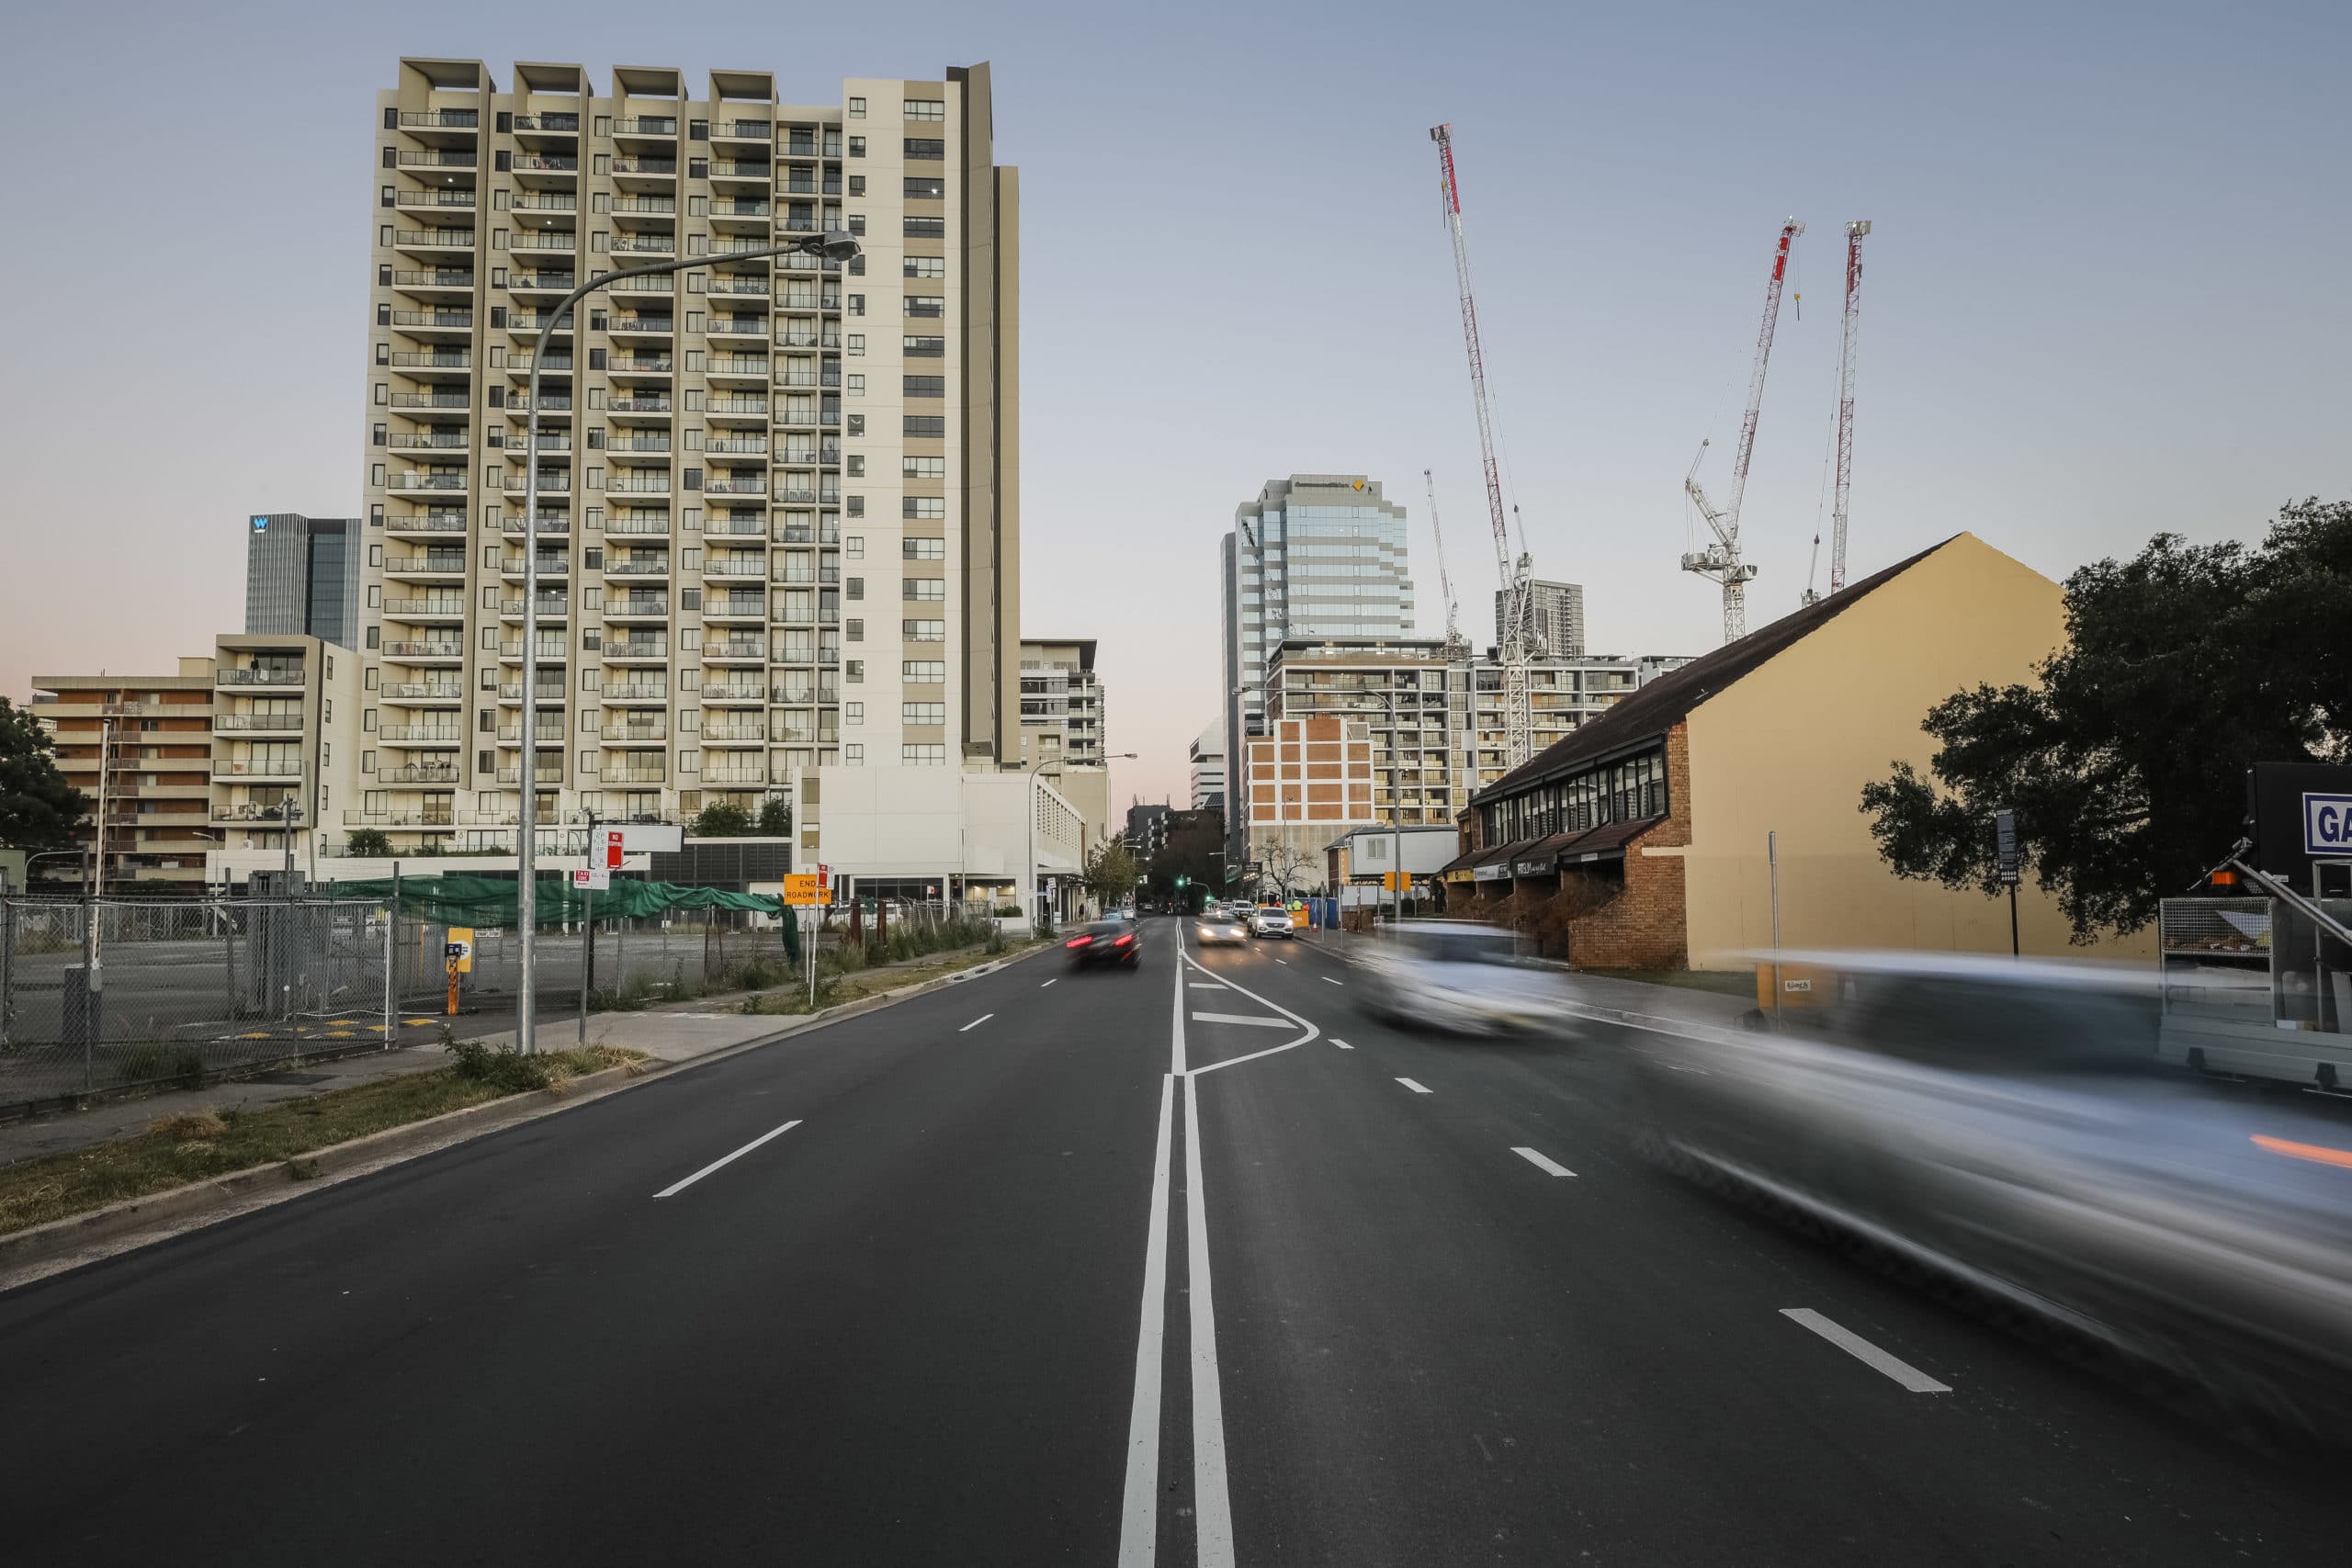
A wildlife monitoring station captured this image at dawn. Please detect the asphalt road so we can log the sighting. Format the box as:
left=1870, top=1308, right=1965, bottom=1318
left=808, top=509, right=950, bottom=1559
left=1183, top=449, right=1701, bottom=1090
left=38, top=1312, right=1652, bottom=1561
left=0, top=918, right=2338, bottom=1564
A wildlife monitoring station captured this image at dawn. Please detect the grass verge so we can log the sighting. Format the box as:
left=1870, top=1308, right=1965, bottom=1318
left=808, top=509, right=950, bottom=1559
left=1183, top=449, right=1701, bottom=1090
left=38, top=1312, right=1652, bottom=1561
left=737, top=939, right=1046, bottom=1016
left=0, top=1044, right=642, bottom=1239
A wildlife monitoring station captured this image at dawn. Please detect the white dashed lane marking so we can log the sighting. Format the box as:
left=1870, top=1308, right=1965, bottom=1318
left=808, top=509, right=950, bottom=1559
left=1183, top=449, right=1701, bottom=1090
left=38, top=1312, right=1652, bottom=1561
left=1512, top=1146, right=1577, bottom=1178
left=1396, top=1077, right=1432, bottom=1095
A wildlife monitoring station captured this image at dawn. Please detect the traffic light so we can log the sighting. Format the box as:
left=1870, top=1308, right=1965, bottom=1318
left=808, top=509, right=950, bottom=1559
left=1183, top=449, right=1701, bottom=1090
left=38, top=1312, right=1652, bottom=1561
left=1175, top=874, right=1188, bottom=887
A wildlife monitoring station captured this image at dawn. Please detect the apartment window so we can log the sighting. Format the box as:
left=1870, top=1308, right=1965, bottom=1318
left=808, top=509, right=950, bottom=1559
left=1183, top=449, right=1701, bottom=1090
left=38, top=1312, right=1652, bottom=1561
left=903, top=619, right=945, bottom=642
left=847, top=214, right=866, bottom=236
left=848, top=175, right=866, bottom=197
left=903, top=138, right=945, bottom=160
left=379, top=225, right=394, bottom=249
left=847, top=136, right=865, bottom=157
left=904, top=100, right=945, bottom=121
left=845, top=660, right=864, bottom=682
left=904, top=496, right=946, bottom=518
left=845, top=333, right=865, bottom=355
left=903, top=376, right=945, bottom=398
left=902, top=660, right=945, bottom=682
left=848, top=96, right=866, bottom=118
left=366, top=626, right=379, bottom=649
left=845, top=536, right=865, bottom=558
left=847, top=295, right=865, bottom=316
left=902, top=744, right=946, bottom=765
left=373, top=423, right=389, bottom=446
left=847, top=457, right=866, bottom=478
left=845, top=618, right=864, bottom=641
left=375, top=343, right=389, bottom=365
left=845, top=576, right=864, bottom=600
left=902, top=702, right=946, bottom=726
left=374, top=382, right=389, bottom=406
left=689, top=118, right=708, bottom=141
left=844, top=743, right=864, bottom=763
left=902, top=578, right=945, bottom=601
left=904, top=295, right=945, bottom=318
left=903, top=537, right=945, bottom=560
left=384, top=107, right=399, bottom=130
left=843, top=702, right=864, bottom=725
left=903, top=457, right=945, bottom=480
left=903, top=255, right=946, bottom=279
left=362, top=751, right=376, bottom=774
left=903, top=217, right=944, bottom=240
left=381, top=185, right=395, bottom=209
left=370, top=463, right=386, bottom=487
left=903, top=416, right=944, bottom=438
left=847, top=375, right=866, bottom=396
left=904, top=335, right=945, bottom=357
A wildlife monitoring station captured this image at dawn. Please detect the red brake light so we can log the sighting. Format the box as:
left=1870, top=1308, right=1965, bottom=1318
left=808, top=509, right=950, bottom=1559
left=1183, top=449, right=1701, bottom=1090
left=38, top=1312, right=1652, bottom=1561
left=1113, top=933, right=1135, bottom=947
left=1066, top=936, right=1093, bottom=948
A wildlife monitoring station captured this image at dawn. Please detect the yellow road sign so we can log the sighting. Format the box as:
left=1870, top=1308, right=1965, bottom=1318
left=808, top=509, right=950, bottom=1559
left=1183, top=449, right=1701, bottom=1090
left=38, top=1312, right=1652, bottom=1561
left=783, top=874, right=830, bottom=907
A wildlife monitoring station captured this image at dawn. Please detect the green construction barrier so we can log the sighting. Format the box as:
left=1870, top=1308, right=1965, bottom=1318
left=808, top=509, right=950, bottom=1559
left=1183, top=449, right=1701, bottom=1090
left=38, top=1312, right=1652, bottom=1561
left=329, top=872, right=784, bottom=929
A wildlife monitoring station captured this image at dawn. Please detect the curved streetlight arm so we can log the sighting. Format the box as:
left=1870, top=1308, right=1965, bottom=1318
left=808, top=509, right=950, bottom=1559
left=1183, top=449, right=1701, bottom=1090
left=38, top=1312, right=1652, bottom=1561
left=516, top=233, right=858, bottom=1053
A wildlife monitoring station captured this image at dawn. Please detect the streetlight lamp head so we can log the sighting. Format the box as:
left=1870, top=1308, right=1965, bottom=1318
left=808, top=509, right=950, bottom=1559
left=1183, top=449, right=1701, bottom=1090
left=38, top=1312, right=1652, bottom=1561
left=809, top=233, right=862, bottom=263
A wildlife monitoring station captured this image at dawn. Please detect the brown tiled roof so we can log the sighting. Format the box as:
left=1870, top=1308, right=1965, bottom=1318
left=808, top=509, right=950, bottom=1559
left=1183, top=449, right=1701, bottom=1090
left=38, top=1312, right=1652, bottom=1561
left=1474, top=536, right=1961, bottom=805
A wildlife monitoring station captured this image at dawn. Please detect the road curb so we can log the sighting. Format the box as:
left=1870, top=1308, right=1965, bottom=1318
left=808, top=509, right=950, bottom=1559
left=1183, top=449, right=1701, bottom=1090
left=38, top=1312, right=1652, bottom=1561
left=0, top=941, right=1052, bottom=1287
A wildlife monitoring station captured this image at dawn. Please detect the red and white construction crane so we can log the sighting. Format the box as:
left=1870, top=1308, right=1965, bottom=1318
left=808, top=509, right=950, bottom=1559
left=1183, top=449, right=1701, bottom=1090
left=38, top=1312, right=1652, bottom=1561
left=1430, top=123, right=1536, bottom=767
left=1824, top=220, right=1871, bottom=597
left=1684, top=217, right=1804, bottom=644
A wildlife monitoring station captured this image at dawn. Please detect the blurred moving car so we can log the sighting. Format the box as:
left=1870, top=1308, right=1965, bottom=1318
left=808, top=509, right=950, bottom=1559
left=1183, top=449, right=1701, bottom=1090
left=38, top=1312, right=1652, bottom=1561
left=1065, top=919, right=1144, bottom=970
left=1633, top=951, right=2352, bottom=1433
left=1355, top=920, right=1571, bottom=1036
left=1195, top=908, right=1250, bottom=946
left=1250, top=906, right=1294, bottom=939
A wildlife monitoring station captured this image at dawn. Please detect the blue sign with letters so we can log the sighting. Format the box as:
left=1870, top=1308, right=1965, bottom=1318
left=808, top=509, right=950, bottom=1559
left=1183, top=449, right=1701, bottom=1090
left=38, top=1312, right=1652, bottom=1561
left=252, top=515, right=270, bottom=531
left=2307, top=794, right=2352, bottom=857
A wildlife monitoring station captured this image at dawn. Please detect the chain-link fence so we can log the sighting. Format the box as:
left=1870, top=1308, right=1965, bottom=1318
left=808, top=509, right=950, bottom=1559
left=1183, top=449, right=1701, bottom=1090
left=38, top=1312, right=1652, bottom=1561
left=0, top=896, right=800, bottom=1113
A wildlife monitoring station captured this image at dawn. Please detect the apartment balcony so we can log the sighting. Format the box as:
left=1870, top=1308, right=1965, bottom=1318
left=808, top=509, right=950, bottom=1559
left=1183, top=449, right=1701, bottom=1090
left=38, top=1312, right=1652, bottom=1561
left=213, top=711, right=304, bottom=733
left=501, top=431, right=572, bottom=454
left=605, top=434, right=673, bottom=456
left=707, top=316, right=769, bottom=340
left=605, top=515, right=671, bottom=537
left=606, top=475, right=670, bottom=496
left=601, top=724, right=669, bottom=745
left=379, top=517, right=460, bottom=543
left=394, top=189, right=478, bottom=212
left=775, top=486, right=819, bottom=504
left=613, top=114, right=679, bottom=138
left=213, top=758, right=302, bottom=782
left=700, top=765, right=767, bottom=785
left=382, top=598, right=468, bottom=622
left=386, top=430, right=469, bottom=454
left=381, top=682, right=465, bottom=704
left=711, top=119, right=774, bottom=143
left=379, top=761, right=461, bottom=784
left=509, top=270, right=577, bottom=295
left=388, top=349, right=471, bottom=371
left=707, top=276, right=772, bottom=299
left=605, top=595, right=670, bottom=619
left=701, top=435, right=767, bottom=457
left=503, top=312, right=573, bottom=336
left=499, top=596, right=570, bottom=619
left=511, top=153, right=580, bottom=186
left=495, top=684, right=567, bottom=704
left=501, top=472, right=571, bottom=494
left=510, top=193, right=577, bottom=215
left=215, top=666, right=304, bottom=688
left=707, top=160, right=772, bottom=184
left=608, top=315, right=673, bottom=337
left=707, top=356, right=770, bottom=385
left=382, top=551, right=468, bottom=578
left=704, top=637, right=767, bottom=663
left=707, top=198, right=772, bottom=225
left=400, top=107, right=478, bottom=130
left=603, top=639, right=670, bottom=663
left=390, top=267, right=475, bottom=302
left=497, top=643, right=571, bottom=664
left=606, top=393, right=673, bottom=415
left=397, top=149, right=476, bottom=170
left=497, top=554, right=569, bottom=578
left=343, top=809, right=458, bottom=829
left=501, top=514, right=572, bottom=536
left=609, top=156, right=677, bottom=180
left=707, top=514, right=767, bottom=539
left=704, top=599, right=767, bottom=622
left=380, top=640, right=465, bottom=662
left=608, top=353, right=673, bottom=378
left=388, top=391, right=472, bottom=415
left=704, top=556, right=767, bottom=578
left=510, top=231, right=576, bottom=253
left=702, top=475, right=766, bottom=497
left=602, top=682, right=669, bottom=705
left=379, top=725, right=463, bottom=745
left=512, top=111, right=580, bottom=136
left=705, top=396, right=769, bottom=418
left=700, top=726, right=765, bottom=745
left=496, top=726, right=567, bottom=744
left=602, top=765, right=669, bottom=785
left=497, top=767, right=566, bottom=785
left=709, top=237, right=779, bottom=259
left=605, top=557, right=670, bottom=579
left=390, top=229, right=476, bottom=257
left=608, top=234, right=675, bottom=256
left=702, top=682, right=764, bottom=704
left=606, top=275, right=673, bottom=297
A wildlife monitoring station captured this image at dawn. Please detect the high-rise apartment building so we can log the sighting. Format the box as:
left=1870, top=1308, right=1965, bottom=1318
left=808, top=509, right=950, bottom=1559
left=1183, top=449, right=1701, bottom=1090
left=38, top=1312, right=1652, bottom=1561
left=1220, top=474, right=1412, bottom=859
left=362, top=60, right=1019, bottom=858
left=1495, top=579, right=1585, bottom=658
left=1189, top=717, right=1225, bottom=817
left=248, top=514, right=363, bottom=649
left=1014, top=636, right=1109, bottom=844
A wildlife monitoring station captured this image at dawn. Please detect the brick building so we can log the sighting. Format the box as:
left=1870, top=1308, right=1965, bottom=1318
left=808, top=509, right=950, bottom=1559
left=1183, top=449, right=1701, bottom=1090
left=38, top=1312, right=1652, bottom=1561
left=1240, top=713, right=1376, bottom=889
left=1443, top=535, right=2156, bottom=970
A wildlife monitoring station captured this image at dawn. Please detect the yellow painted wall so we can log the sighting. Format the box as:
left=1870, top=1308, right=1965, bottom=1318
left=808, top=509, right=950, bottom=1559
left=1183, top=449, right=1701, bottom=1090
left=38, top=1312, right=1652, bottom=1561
left=1679, top=534, right=2156, bottom=969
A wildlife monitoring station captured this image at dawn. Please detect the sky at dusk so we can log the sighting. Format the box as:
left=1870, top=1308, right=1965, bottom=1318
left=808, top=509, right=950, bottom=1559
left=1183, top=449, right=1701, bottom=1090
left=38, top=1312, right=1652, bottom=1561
left=3, top=0, right=2346, bottom=811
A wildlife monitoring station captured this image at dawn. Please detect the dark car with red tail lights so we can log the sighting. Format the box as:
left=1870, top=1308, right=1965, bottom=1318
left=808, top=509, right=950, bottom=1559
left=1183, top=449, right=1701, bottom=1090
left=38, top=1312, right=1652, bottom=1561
left=1066, top=919, right=1144, bottom=970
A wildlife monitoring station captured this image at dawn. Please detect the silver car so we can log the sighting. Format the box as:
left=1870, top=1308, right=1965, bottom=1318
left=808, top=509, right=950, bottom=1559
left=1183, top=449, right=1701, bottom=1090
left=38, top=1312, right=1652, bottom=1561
left=1249, top=906, right=1294, bottom=939
left=1634, top=951, right=2352, bottom=1433
left=1354, top=920, right=1571, bottom=1035
left=1194, top=909, right=1250, bottom=946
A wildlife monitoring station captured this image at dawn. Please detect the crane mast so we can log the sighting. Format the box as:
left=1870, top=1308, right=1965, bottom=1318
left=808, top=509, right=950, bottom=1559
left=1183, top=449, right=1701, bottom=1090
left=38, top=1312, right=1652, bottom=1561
left=1683, top=217, right=1803, bottom=644
left=1424, top=468, right=1469, bottom=660
left=1429, top=123, right=1534, bottom=768
left=1827, top=220, right=1870, bottom=596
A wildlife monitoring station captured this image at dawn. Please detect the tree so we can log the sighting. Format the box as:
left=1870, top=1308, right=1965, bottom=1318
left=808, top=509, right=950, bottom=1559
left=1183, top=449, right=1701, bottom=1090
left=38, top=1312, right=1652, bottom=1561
left=1262, top=842, right=1317, bottom=901
left=1147, top=812, right=1225, bottom=901
left=0, top=696, right=85, bottom=851
left=1860, top=500, right=2352, bottom=940
left=693, top=800, right=754, bottom=837
left=346, top=828, right=391, bottom=857
left=1083, top=841, right=1140, bottom=908
left=756, top=796, right=792, bottom=836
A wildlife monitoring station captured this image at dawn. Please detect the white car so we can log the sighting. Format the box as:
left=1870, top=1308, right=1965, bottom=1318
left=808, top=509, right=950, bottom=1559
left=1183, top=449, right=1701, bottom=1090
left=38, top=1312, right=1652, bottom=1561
left=1249, top=906, right=1294, bottom=939
left=1355, top=921, right=1569, bottom=1035
left=1195, top=909, right=1250, bottom=945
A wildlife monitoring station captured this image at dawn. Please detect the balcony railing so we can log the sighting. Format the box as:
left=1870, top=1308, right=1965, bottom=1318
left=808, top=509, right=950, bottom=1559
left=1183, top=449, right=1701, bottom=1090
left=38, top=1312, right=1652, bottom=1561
left=701, top=768, right=768, bottom=785
left=510, top=232, right=576, bottom=250
left=401, top=109, right=478, bottom=129
left=382, top=641, right=464, bottom=659
left=606, top=596, right=671, bottom=616
left=611, top=196, right=676, bottom=215
left=213, top=759, right=302, bottom=780
left=390, top=350, right=470, bottom=370
left=604, top=640, right=670, bottom=659
left=609, top=316, right=674, bottom=333
left=497, top=728, right=568, bottom=744
left=606, top=558, right=670, bottom=576
left=610, top=158, right=677, bottom=175
left=390, top=269, right=475, bottom=289
left=606, top=516, right=671, bottom=536
left=710, top=237, right=777, bottom=255
left=510, top=353, right=571, bottom=371
left=497, top=768, right=567, bottom=785
left=382, top=682, right=465, bottom=701
left=603, top=683, right=670, bottom=702
left=387, top=472, right=467, bottom=491
left=503, top=473, right=572, bottom=493
left=607, top=395, right=673, bottom=413
left=498, top=556, right=569, bottom=576
left=343, top=810, right=458, bottom=828
left=701, top=726, right=767, bottom=742
left=397, top=151, right=476, bottom=169
left=706, top=637, right=767, bottom=660
left=611, top=355, right=673, bottom=372
left=394, top=190, right=478, bottom=209
left=707, top=276, right=771, bottom=298
left=708, top=161, right=772, bottom=179
left=510, top=194, right=577, bottom=213
left=501, top=597, right=571, bottom=617
left=387, top=432, right=469, bottom=451
left=607, top=477, right=670, bottom=495
left=382, top=598, right=468, bottom=617
left=610, top=234, right=676, bottom=254
left=703, top=477, right=765, bottom=496
left=601, top=725, right=669, bottom=742
left=705, top=557, right=767, bottom=577
left=380, top=762, right=461, bottom=784
left=709, top=356, right=770, bottom=375
left=379, top=726, right=463, bottom=743
left=606, top=276, right=673, bottom=294
left=709, top=199, right=771, bottom=218
left=615, top=116, right=679, bottom=135
left=392, top=230, right=476, bottom=249
left=383, top=553, right=468, bottom=573
left=714, top=120, right=774, bottom=140
left=502, top=515, right=572, bottom=535
left=496, top=684, right=568, bottom=702
left=513, top=113, right=580, bottom=133
left=703, top=437, right=766, bottom=455
left=387, top=513, right=467, bottom=534
left=215, top=667, right=304, bottom=687
left=706, top=397, right=768, bottom=415
left=213, top=712, right=304, bottom=732
left=510, top=271, right=577, bottom=290
left=512, top=154, right=579, bottom=173
left=607, top=435, right=672, bottom=453
left=602, top=767, right=669, bottom=784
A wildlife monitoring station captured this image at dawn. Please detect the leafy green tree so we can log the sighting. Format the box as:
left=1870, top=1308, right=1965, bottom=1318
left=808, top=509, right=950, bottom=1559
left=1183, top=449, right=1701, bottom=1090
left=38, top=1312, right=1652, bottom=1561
left=0, top=696, right=85, bottom=850
left=756, top=796, right=792, bottom=836
left=1860, top=500, right=2352, bottom=939
left=1083, top=841, right=1140, bottom=908
left=1147, top=812, right=1226, bottom=901
left=346, top=828, right=392, bottom=857
left=693, top=800, right=754, bottom=837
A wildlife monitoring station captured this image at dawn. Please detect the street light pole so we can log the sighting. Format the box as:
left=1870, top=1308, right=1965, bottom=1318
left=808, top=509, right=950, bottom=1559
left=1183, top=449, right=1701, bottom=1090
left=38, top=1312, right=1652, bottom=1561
left=514, top=231, right=858, bottom=1055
